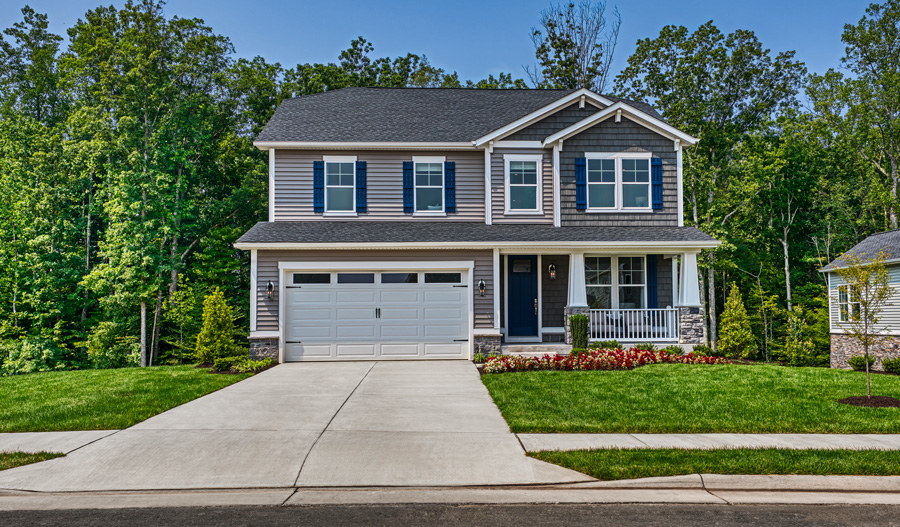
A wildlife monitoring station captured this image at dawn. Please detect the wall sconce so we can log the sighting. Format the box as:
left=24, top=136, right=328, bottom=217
left=478, top=279, right=486, bottom=297
left=266, top=280, right=274, bottom=300
left=548, top=263, right=557, bottom=280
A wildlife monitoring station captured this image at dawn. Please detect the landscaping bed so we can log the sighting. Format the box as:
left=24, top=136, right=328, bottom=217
left=0, top=452, right=63, bottom=472
left=530, top=448, right=900, bottom=481
left=0, top=365, right=251, bottom=432
left=481, top=362, right=900, bottom=433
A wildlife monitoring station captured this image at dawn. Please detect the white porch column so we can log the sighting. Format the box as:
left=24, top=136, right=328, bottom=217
left=492, top=248, right=501, bottom=329
left=268, top=148, right=275, bottom=222
left=250, top=249, right=258, bottom=332
left=567, top=251, right=588, bottom=307
left=678, top=252, right=701, bottom=307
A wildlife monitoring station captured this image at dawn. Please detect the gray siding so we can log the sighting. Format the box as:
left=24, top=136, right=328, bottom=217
left=272, top=150, right=485, bottom=221
left=559, top=118, right=679, bottom=227
left=255, top=249, right=494, bottom=331
left=542, top=255, right=570, bottom=327
left=828, top=267, right=900, bottom=334
left=490, top=148, right=554, bottom=224
left=505, top=103, right=601, bottom=141
left=656, top=255, right=674, bottom=308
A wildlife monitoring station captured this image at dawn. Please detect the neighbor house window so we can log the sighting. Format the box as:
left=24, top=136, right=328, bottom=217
left=505, top=154, right=542, bottom=213
left=324, top=156, right=356, bottom=213
left=586, top=154, right=651, bottom=210
left=584, top=256, right=646, bottom=309
left=414, top=156, right=444, bottom=213
left=837, top=284, right=860, bottom=322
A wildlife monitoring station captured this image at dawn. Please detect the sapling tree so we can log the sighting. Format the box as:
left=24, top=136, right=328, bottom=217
left=833, top=251, right=893, bottom=398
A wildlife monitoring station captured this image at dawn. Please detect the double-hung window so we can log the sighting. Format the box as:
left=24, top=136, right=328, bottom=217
left=586, top=153, right=651, bottom=211
left=504, top=154, right=542, bottom=213
left=413, top=156, right=444, bottom=214
left=837, top=284, right=860, bottom=322
left=584, top=256, right=646, bottom=309
left=323, top=156, right=356, bottom=214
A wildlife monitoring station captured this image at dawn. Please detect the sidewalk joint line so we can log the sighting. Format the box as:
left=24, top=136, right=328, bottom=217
left=629, top=434, right=651, bottom=449
left=64, top=430, right=122, bottom=455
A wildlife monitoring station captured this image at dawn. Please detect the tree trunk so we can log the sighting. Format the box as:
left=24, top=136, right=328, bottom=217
left=781, top=235, right=792, bottom=311
left=707, top=253, right=717, bottom=351
left=140, top=301, right=148, bottom=367
left=150, top=291, right=162, bottom=367
left=891, top=157, right=898, bottom=230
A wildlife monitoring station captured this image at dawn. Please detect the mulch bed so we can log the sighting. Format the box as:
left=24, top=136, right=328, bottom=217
left=838, top=396, right=900, bottom=408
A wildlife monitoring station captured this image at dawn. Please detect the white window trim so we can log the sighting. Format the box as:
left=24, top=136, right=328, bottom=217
left=584, top=255, right=648, bottom=309
left=323, top=155, right=357, bottom=217
left=584, top=152, right=653, bottom=213
left=504, top=154, right=544, bottom=215
left=836, top=284, right=860, bottom=323
left=412, top=156, right=446, bottom=217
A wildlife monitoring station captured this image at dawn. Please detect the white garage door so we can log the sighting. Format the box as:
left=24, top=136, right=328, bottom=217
left=283, top=269, right=470, bottom=361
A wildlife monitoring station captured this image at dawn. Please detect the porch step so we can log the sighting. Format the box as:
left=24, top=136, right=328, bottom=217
left=500, top=344, right=571, bottom=357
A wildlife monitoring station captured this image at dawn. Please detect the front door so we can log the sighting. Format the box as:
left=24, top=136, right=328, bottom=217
left=507, top=255, right=538, bottom=337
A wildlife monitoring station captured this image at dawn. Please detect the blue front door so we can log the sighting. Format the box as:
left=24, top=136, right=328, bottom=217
left=507, top=255, right=538, bottom=337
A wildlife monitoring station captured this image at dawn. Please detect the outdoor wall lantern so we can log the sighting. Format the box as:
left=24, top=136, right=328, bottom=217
left=548, top=263, right=557, bottom=280
left=266, top=280, right=274, bottom=300
left=478, top=279, right=486, bottom=297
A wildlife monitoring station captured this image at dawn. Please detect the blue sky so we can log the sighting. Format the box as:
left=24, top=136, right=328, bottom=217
left=0, top=0, right=874, bottom=83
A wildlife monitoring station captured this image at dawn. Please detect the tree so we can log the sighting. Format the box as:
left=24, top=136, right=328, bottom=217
left=832, top=251, right=893, bottom=398
left=718, top=283, right=756, bottom=359
left=526, top=0, right=621, bottom=92
left=808, top=0, right=900, bottom=228
left=194, top=288, right=238, bottom=365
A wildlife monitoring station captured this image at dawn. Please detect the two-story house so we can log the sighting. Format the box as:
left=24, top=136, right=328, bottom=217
left=234, top=87, right=718, bottom=362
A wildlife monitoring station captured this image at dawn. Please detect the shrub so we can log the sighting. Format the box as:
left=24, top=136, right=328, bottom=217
left=569, top=314, right=589, bottom=349
left=473, top=352, right=486, bottom=363
left=781, top=307, right=827, bottom=367
left=882, top=357, right=900, bottom=374
left=848, top=354, right=877, bottom=371
left=483, top=347, right=726, bottom=374
left=660, top=344, right=684, bottom=355
left=85, top=321, right=140, bottom=369
left=592, top=340, right=621, bottom=350
left=195, top=288, right=241, bottom=365
left=634, top=342, right=656, bottom=351
left=569, top=348, right=589, bottom=357
left=212, top=355, right=244, bottom=372
left=1, top=338, right=69, bottom=375
left=691, top=344, right=713, bottom=357
left=231, top=358, right=275, bottom=373
left=718, top=284, right=756, bottom=359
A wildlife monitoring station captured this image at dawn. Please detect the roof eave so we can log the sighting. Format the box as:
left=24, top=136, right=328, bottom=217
left=234, top=240, right=721, bottom=251
left=253, top=141, right=480, bottom=151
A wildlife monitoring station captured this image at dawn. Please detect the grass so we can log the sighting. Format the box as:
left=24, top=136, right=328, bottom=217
left=0, top=365, right=251, bottom=432
left=530, top=448, right=900, bottom=481
left=481, top=363, right=900, bottom=433
left=0, top=452, right=64, bottom=471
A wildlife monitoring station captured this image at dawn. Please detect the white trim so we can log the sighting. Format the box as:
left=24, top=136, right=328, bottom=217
left=552, top=143, right=561, bottom=227
left=672, top=256, right=679, bottom=307
left=250, top=249, right=258, bottom=332
left=567, top=251, right=588, bottom=308
left=412, top=155, right=446, bottom=214
left=583, top=152, right=653, bottom=212
left=255, top=141, right=477, bottom=151
left=676, top=140, right=684, bottom=227
left=250, top=330, right=279, bottom=338
left=543, top=102, right=699, bottom=147
left=503, top=153, right=544, bottom=214
left=678, top=252, right=702, bottom=306
left=474, top=328, right=502, bottom=336
left=542, top=326, right=565, bottom=334
left=237, top=241, right=722, bottom=251
left=268, top=149, right=275, bottom=222
left=475, top=88, right=614, bottom=146
left=484, top=147, right=492, bottom=225
left=503, top=254, right=508, bottom=338
left=322, top=155, right=357, bottom=215
left=492, top=140, right=545, bottom=148
left=493, top=248, right=501, bottom=329
left=537, top=254, right=544, bottom=339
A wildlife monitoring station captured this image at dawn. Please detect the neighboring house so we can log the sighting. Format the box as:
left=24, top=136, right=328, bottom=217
left=821, top=230, right=900, bottom=369
left=234, top=87, right=719, bottom=362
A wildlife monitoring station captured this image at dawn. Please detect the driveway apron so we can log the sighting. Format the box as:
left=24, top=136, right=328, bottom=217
left=0, top=362, right=587, bottom=492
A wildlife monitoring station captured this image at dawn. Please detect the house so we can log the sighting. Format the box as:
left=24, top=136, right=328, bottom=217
left=233, top=87, right=719, bottom=362
left=821, top=229, right=900, bottom=369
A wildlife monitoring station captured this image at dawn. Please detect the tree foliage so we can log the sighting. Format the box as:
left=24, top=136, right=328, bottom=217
left=718, top=284, right=756, bottom=359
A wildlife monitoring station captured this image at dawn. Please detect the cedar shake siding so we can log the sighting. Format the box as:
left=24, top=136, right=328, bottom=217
left=505, top=103, right=603, bottom=141
left=541, top=255, right=570, bottom=328
left=559, top=118, right=679, bottom=227
left=490, top=148, right=554, bottom=224
left=272, top=150, right=485, bottom=222
left=255, top=249, right=494, bottom=331
left=656, top=255, right=674, bottom=308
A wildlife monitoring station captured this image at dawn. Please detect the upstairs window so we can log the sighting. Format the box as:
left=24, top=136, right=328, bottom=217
left=837, top=284, right=860, bottom=322
left=585, top=154, right=652, bottom=211
left=324, top=156, right=356, bottom=213
left=414, top=157, right=445, bottom=213
left=505, top=154, right=542, bottom=213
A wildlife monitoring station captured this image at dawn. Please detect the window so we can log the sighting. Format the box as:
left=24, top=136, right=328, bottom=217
left=337, top=273, right=374, bottom=284
left=837, top=285, right=860, bottom=322
left=293, top=273, right=330, bottom=284
left=413, top=157, right=445, bottom=213
left=505, top=154, right=542, bottom=213
left=584, top=256, right=646, bottom=309
left=382, top=272, right=418, bottom=284
left=424, top=272, right=461, bottom=283
left=586, top=154, right=651, bottom=210
left=324, top=156, right=355, bottom=213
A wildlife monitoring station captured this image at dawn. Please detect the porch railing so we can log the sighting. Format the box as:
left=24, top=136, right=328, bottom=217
left=588, top=308, right=680, bottom=342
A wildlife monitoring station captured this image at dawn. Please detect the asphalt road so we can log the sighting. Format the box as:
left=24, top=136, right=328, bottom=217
left=3, top=504, right=900, bottom=526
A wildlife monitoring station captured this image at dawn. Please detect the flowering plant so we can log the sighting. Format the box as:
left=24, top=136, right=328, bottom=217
left=482, top=346, right=726, bottom=374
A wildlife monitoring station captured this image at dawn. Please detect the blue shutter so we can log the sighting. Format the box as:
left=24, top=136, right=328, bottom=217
left=646, top=255, right=658, bottom=309
left=651, top=157, right=663, bottom=210
left=356, top=160, right=367, bottom=213
left=403, top=161, right=414, bottom=213
left=575, top=157, right=587, bottom=210
left=444, top=161, right=456, bottom=213
left=313, top=160, right=325, bottom=214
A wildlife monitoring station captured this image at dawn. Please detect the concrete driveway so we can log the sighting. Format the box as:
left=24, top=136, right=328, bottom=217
left=0, top=361, right=588, bottom=492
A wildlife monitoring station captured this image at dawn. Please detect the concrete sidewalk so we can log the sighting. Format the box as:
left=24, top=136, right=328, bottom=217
left=518, top=433, right=900, bottom=452
left=0, top=430, right=118, bottom=454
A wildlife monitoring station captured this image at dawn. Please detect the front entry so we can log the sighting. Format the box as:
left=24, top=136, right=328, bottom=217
left=507, top=255, right=538, bottom=337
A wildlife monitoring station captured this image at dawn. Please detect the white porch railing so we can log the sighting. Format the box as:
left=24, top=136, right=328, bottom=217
left=588, top=308, right=680, bottom=342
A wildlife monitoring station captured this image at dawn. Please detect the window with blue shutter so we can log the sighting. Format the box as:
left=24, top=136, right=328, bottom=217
left=646, top=255, right=658, bottom=308
left=402, top=161, right=414, bottom=213
left=575, top=157, right=587, bottom=210
left=355, top=161, right=367, bottom=213
left=651, top=157, right=663, bottom=210
left=313, top=160, right=325, bottom=214
left=444, top=161, right=456, bottom=213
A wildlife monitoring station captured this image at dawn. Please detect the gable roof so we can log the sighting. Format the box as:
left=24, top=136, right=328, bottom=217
left=822, top=230, right=900, bottom=271
left=254, top=87, right=666, bottom=146
left=543, top=101, right=699, bottom=146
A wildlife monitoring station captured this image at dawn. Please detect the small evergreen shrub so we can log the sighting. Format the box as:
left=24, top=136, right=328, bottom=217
left=660, top=344, right=684, bottom=355
left=691, top=344, right=713, bottom=357
left=231, top=358, right=275, bottom=373
left=781, top=307, right=827, bottom=367
left=634, top=342, right=656, bottom=351
left=593, top=340, right=621, bottom=350
left=213, top=356, right=243, bottom=372
left=569, top=314, right=589, bottom=349
left=882, top=357, right=900, bottom=374
left=473, top=352, right=486, bottom=363
left=848, top=354, right=877, bottom=371
left=718, top=284, right=756, bottom=359
left=85, top=321, right=140, bottom=369
left=195, top=288, right=241, bottom=365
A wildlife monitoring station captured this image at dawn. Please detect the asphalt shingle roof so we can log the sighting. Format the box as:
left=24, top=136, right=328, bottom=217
left=236, top=221, right=718, bottom=245
left=255, top=87, right=662, bottom=143
left=822, top=230, right=900, bottom=270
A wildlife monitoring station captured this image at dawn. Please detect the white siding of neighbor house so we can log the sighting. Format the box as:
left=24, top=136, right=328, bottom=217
left=828, top=265, right=900, bottom=334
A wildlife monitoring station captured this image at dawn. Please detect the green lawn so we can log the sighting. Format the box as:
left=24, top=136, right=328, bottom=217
left=481, top=363, right=900, bottom=433
left=0, top=452, right=64, bottom=471
left=0, top=366, right=250, bottom=432
left=531, top=449, right=900, bottom=481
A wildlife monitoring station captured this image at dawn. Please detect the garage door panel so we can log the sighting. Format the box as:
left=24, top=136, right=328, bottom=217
left=336, top=291, right=376, bottom=303
left=290, top=308, right=333, bottom=321
left=424, top=307, right=465, bottom=320
left=380, top=344, right=420, bottom=356
left=336, top=344, right=377, bottom=357
left=293, top=291, right=332, bottom=303
left=424, top=343, right=466, bottom=356
left=380, top=291, right=420, bottom=303
left=424, top=290, right=465, bottom=303
left=424, top=325, right=467, bottom=338
left=287, top=344, right=332, bottom=360
left=290, top=326, right=332, bottom=339
left=381, top=308, right=420, bottom=321
left=336, top=325, right=377, bottom=338
left=336, top=308, right=374, bottom=320
left=381, top=325, right=421, bottom=338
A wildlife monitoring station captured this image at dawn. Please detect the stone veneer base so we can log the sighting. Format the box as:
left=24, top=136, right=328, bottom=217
left=474, top=334, right=501, bottom=355
left=249, top=337, right=279, bottom=362
left=679, top=307, right=706, bottom=345
left=830, top=333, right=900, bottom=370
